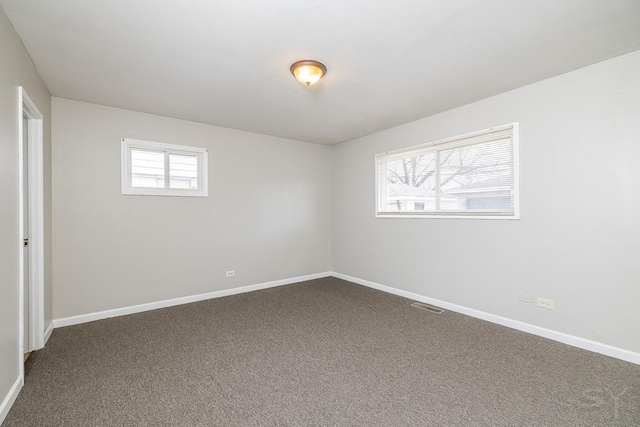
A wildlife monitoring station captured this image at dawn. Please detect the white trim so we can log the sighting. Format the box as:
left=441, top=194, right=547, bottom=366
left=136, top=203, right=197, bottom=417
left=512, top=122, right=520, bottom=219
left=17, top=87, right=46, bottom=388
left=17, top=89, right=25, bottom=383
left=53, top=271, right=332, bottom=328
left=0, top=377, right=22, bottom=425
left=375, top=213, right=519, bottom=220
left=43, top=322, right=54, bottom=345
left=121, top=137, right=208, bottom=197
left=48, top=270, right=639, bottom=365
left=331, top=272, right=640, bottom=366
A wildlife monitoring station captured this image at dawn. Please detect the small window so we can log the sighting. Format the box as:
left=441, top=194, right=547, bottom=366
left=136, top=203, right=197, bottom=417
left=376, top=123, right=518, bottom=219
left=121, top=138, right=208, bottom=197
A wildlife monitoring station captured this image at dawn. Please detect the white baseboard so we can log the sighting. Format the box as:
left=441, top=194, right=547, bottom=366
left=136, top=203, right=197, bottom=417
left=48, top=269, right=640, bottom=365
left=0, top=376, right=22, bottom=425
left=43, top=322, right=54, bottom=345
left=53, top=271, right=332, bottom=328
left=332, top=272, right=640, bottom=366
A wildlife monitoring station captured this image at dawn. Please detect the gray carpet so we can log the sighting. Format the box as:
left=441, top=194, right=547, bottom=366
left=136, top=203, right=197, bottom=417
left=4, top=277, right=640, bottom=426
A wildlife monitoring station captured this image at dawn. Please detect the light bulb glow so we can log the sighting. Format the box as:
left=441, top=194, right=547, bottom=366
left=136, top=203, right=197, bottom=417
left=290, top=60, right=327, bottom=86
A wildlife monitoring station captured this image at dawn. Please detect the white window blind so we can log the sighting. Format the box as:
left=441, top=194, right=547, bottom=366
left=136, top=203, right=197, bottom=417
left=121, top=138, right=208, bottom=197
left=376, top=123, right=518, bottom=218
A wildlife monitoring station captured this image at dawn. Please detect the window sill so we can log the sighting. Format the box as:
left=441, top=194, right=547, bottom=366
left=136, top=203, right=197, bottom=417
left=376, top=212, right=519, bottom=220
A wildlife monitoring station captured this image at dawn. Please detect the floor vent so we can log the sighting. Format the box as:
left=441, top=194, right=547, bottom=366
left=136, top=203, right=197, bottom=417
left=411, top=302, right=445, bottom=314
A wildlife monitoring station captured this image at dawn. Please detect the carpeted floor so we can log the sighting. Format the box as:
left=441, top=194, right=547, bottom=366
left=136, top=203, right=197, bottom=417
left=4, top=277, right=640, bottom=426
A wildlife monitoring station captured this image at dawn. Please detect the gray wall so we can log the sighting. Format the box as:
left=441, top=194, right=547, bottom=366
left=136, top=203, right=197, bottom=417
left=0, top=5, right=51, bottom=410
left=52, top=98, right=332, bottom=319
left=332, top=50, right=640, bottom=354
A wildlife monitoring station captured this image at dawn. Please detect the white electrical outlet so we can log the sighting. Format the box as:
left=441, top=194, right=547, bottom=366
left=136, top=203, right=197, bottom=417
left=536, top=297, right=555, bottom=310
left=519, top=293, right=535, bottom=303
left=226, top=270, right=235, bottom=277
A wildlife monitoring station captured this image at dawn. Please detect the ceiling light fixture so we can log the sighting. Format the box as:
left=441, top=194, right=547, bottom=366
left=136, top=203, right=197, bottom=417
left=290, top=60, right=327, bottom=86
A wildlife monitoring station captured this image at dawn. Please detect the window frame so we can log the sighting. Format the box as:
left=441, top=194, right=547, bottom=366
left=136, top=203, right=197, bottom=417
left=375, top=123, right=519, bottom=220
left=121, top=137, right=208, bottom=197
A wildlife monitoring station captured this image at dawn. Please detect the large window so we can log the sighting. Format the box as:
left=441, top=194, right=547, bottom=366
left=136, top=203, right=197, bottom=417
left=376, top=123, right=518, bottom=218
left=121, top=138, right=208, bottom=197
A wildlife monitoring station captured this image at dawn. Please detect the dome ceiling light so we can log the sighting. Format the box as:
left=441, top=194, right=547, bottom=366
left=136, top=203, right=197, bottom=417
left=290, top=60, right=327, bottom=86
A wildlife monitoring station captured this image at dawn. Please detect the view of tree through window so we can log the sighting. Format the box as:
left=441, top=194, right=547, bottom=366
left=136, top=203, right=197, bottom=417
left=376, top=124, right=517, bottom=217
left=386, top=153, right=436, bottom=210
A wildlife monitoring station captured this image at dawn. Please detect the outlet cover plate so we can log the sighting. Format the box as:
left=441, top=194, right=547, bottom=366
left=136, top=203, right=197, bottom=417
left=519, top=293, right=535, bottom=303
left=537, top=297, right=555, bottom=310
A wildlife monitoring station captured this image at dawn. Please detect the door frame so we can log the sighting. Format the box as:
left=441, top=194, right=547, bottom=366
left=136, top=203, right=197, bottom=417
left=18, top=87, right=45, bottom=377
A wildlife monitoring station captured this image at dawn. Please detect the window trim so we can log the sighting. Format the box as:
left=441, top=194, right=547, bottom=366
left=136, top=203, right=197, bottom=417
left=121, top=137, right=208, bottom=197
left=375, top=123, right=519, bottom=220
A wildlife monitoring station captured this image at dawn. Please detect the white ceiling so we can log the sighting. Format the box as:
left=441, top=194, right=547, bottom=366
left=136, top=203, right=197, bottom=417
left=3, top=1, right=640, bottom=145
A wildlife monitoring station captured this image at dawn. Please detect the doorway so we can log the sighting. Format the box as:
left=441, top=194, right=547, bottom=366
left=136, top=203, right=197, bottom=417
left=22, top=115, right=30, bottom=362
left=18, top=87, right=45, bottom=378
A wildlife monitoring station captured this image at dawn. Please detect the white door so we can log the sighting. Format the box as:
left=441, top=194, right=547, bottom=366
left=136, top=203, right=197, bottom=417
left=22, top=114, right=30, bottom=357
